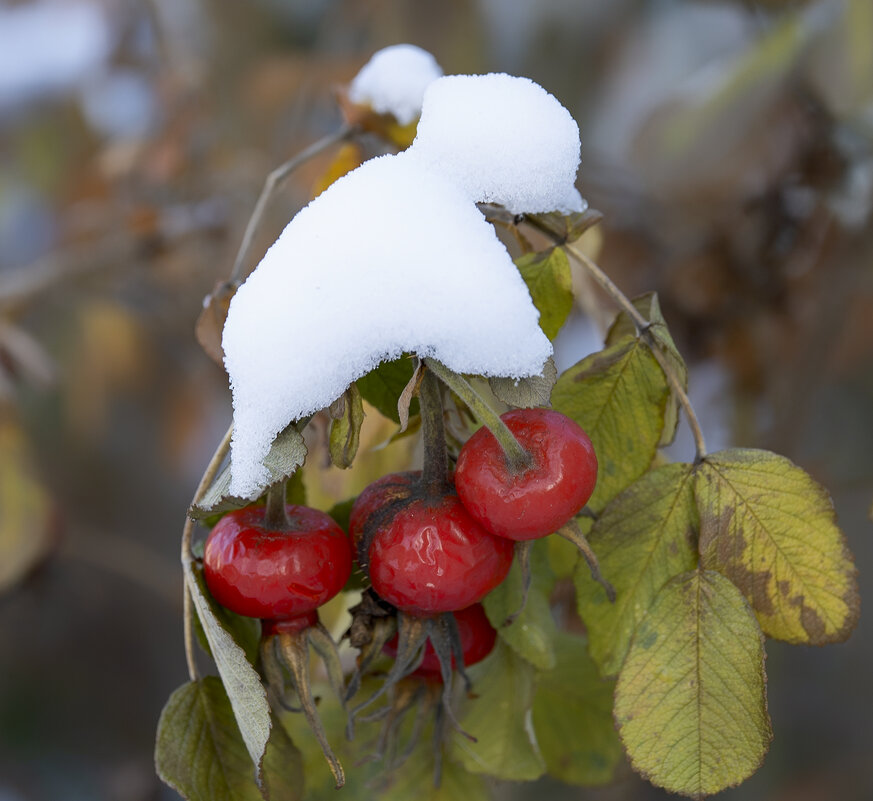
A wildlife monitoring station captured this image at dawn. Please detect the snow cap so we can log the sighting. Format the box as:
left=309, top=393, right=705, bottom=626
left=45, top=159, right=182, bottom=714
left=223, top=153, right=552, bottom=498
left=348, top=44, right=443, bottom=126
left=409, top=73, right=585, bottom=214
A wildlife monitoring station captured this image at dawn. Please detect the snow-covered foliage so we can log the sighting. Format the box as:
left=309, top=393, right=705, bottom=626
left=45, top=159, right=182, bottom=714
left=348, top=44, right=443, bottom=126
left=224, top=67, right=584, bottom=497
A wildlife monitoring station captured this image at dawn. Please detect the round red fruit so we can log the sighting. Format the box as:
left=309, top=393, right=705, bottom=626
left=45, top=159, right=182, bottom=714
left=367, top=494, right=513, bottom=615
left=454, top=408, right=597, bottom=541
left=203, top=504, right=352, bottom=620
left=383, top=603, right=496, bottom=680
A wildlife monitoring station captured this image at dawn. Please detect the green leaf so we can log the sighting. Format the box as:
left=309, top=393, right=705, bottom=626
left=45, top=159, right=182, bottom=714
left=329, top=384, right=364, bottom=469
left=525, top=209, right=603, bottom=244
left=577, top=463, right=698, bottom=677
left=695, top=449, right=860, bottom=644
left=454, top=641, right=545, bottom=781
left=357, top=357, right=419, bottom=424
left=376, top=749, right=490, bottom=801
left=516, top=247, right=574, bottom=340
left=184, top=564, right=272, bottom=777
left=191, top=424, right=307, bottom=518
left=606, top=292, right=687, bottom=446
left=545, top=515, right=590, bottom=579
left=552, top=337, right=670, bottom=511
left=483, top=541, right=557, bottom=670
left=614, top=569, right=772, bottom=798
left=488, top=357, right=557, bottom=408
left=155, top=677, right=303, bottom=801
left=326, top=497, right=355, bottom=533
left=532, top=632, right=622, bottom=786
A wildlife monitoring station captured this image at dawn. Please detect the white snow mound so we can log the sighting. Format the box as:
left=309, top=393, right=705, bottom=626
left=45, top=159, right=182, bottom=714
left=223, top=153, right=552, bottom=498
left=348, top=44, right=443, bottom=126
left=409, top=73, right=585, bottom=214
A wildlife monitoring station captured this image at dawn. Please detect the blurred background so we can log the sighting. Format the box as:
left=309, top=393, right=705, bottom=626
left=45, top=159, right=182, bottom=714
left=0, top=0, right=871, bottom=799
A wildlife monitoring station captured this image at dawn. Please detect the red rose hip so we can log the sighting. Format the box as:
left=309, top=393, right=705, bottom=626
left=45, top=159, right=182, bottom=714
left=454, top=407, right=597, bottom=541
left=203, top=504, right=352, bottom=619
left=366, top=493, right=513, bottom=615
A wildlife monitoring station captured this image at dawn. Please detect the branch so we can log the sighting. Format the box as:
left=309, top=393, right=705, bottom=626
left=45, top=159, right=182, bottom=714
left=524, top=216, right=707, bottom=462
left=228, top=124, right=356, bottom=285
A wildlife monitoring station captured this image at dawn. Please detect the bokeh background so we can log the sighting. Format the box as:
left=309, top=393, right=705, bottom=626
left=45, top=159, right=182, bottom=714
left=1, top=0, right=871, bottom=799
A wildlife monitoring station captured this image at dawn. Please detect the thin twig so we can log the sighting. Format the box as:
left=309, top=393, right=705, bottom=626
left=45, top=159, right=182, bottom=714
left=228, top=124, right=356, bottom=285
left=181, top=424, right=234, bottom=680
left=527, top=223, right=708, bottom=463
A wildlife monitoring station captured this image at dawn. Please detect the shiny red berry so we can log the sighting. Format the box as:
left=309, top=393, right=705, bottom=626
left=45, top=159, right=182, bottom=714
left=383, top=603, right=496, bottom=680
left=454, top=408, right=597, bottom=541
left=203, top=504, right=352, bottom=619
left=366, top=493, right=513, bottom=616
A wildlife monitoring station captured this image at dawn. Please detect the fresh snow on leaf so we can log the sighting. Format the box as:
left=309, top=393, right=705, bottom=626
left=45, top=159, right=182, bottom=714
left=348, top=44, right=443, bottom=125
left=409, top=73, right=585, bottom=214
left=223, top=153, right=552, bottom=498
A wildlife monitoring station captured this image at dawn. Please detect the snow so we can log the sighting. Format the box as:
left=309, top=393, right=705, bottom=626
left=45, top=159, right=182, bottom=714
left=223, top=153, right=552, bottom=498
left=348, top=44, right=443, bottom=126
left=0, top=1, right=112, bottom=112
left=224, top=70, right=586, bottom=497
left=408, top=73, right=585, bottom=214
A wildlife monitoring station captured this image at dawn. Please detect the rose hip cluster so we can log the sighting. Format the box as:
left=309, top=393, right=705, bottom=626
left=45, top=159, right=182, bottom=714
left=352, top=407, right=598, bottom=617
left=199, top=404, right=597, bottom=785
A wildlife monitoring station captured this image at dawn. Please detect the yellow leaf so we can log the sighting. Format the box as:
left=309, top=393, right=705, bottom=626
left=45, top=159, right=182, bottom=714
left=577, top=462, right=698, bottom=677
left=615, top=569, right=771, bottom=798
left=696, top=449, right=860, bottom=644
left=311, top=142, right=363, bottom=198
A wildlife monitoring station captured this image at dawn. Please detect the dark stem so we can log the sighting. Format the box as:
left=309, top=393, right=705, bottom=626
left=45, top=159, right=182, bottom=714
left=264, top=481, right=289, bottom=530
left=423, top=358, right=532, bottom=473
left=418, top=367, right=451, bottom=496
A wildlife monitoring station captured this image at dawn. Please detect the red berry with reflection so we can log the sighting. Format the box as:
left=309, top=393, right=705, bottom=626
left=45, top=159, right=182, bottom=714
left=383, top=603, right=496, bottom=680
left=366, top=494, right=513, bottom=616
left=203, top=504, right=352, bottom=620
left=454, top=408, right=597, bottom=541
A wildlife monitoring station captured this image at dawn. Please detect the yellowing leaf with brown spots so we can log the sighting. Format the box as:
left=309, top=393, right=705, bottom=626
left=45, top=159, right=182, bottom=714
left=615, top=569, right=771, bottom=798
left=695, top=449, right=859, bottom=645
